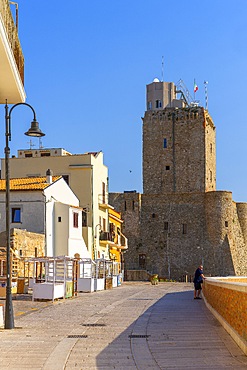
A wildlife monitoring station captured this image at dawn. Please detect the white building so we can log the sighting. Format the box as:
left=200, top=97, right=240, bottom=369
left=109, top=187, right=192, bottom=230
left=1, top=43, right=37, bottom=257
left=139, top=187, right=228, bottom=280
left=0, top=171, right=89, bottom=258
left=1, top=149, right=112, bottom=259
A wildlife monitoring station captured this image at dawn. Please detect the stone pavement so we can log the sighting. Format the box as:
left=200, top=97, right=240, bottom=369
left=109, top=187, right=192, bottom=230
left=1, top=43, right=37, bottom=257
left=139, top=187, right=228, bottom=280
left=0, top=282, right=246, bottom=369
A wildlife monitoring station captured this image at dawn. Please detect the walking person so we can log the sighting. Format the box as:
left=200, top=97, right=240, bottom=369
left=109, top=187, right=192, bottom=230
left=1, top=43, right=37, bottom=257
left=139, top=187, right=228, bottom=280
left=193, top=264, right=205, bottom=299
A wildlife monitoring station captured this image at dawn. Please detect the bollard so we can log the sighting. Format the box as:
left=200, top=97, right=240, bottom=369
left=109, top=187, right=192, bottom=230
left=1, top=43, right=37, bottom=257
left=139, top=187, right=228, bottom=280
left=0, top=304, right=4, bottom=327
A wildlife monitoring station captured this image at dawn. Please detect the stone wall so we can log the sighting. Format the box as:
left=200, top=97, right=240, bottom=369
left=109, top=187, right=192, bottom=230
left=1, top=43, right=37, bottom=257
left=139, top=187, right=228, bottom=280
left=0, top=228, right=45, bottom=277
left=109, top=191, right=247, bottom=280
left=109, top=192, right=141, bottom=270
left=142, top=107, right=216, bottom=194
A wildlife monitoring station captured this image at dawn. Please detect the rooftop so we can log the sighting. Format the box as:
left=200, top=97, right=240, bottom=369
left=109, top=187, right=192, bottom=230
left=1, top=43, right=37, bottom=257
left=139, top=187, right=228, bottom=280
left=0, top=176, right=61, bottom=191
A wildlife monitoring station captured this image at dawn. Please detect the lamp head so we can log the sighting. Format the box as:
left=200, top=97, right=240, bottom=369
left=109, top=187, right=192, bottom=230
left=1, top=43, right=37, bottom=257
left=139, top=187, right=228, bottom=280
left=25, top=119, right=45, bottom=137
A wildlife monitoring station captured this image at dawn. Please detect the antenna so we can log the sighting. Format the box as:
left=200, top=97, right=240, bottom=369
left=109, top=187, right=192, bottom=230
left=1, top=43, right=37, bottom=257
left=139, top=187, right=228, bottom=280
left=39, top=137, right=44, bottom=149
left=204, top=81, right=208, bottom=110
left=161, top=56, right=164, bottom=82
left=27, top=139, right=35, bottom=150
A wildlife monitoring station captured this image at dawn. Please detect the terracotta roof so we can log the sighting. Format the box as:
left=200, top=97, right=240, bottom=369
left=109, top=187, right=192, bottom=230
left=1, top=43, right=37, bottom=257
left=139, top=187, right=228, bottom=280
left=0, top=176, right=61, bottom=191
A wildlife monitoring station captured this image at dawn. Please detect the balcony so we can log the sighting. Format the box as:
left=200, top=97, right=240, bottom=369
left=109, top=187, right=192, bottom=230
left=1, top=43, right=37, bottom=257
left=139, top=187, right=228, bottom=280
left=99, top=231, right=128, bottom=250
left=0, top=0, right=25, bottom=103
left=98, top=194, right=114, bottom=210
left=99, top=231, right=111, bottom=244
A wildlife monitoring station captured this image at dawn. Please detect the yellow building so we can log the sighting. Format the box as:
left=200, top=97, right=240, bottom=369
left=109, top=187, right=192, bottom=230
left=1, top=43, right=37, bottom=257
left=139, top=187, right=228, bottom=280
left=106, top=208, right=128, bottom=270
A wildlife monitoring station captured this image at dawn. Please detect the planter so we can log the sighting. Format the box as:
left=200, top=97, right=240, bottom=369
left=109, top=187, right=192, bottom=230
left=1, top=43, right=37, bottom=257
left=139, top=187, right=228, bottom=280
left=94, top=278, right=105, bottom=291
left=78, top=278, right=94, bottom=292
left=32, top=282, right=65, bottom=301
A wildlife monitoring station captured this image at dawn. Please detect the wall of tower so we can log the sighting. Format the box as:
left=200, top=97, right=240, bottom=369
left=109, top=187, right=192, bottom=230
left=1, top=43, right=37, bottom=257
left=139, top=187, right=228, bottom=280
left=142, top=107, right=216, bottom=195
left=140, top=192, right=207, bottom=279
left=204, top=112, right=216, bottom=192
left=146, top=81, right=176, bottom=110
left=236, top=203, right=247, bottom=246
left=204, top=191, right=247, bottom=276
left=109, top=190, right=247, bottom=280
left=109, top=192, right=141, bottom=270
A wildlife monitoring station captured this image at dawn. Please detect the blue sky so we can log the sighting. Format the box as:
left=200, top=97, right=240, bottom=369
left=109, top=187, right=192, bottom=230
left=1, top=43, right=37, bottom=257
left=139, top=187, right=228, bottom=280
left=2, top=0, right=247, bottom=201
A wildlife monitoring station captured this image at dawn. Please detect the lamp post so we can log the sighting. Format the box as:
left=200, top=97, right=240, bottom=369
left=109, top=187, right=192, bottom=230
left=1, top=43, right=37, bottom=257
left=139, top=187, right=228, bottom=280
left=94, top=224, right=102, bottom=260
left=4, top=100, right=45, bottom=329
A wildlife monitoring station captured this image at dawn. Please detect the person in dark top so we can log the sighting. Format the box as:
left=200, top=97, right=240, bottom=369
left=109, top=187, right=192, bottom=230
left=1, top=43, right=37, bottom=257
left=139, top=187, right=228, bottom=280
left=193, top=265, right=205, bottom=299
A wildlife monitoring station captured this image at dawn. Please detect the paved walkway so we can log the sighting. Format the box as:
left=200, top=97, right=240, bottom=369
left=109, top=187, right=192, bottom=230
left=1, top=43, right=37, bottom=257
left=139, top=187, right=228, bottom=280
left=0, top=282, right=246, bottom=369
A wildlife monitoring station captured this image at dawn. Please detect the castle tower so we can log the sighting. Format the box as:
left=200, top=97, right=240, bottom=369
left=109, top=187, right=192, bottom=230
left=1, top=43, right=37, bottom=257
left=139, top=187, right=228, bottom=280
left=109, top=78, right=247, bottom=280
left=143, top=79, right=216, bottom=194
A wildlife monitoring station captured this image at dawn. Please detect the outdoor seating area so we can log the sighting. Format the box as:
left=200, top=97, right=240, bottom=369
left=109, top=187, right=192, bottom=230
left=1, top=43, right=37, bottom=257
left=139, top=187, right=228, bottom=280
left=0, top=255, right=123, bottom=301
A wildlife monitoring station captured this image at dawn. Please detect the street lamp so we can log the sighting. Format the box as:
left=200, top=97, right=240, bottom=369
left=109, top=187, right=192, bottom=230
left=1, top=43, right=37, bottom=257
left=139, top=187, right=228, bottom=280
left=4, top=100, right=45, bottom=329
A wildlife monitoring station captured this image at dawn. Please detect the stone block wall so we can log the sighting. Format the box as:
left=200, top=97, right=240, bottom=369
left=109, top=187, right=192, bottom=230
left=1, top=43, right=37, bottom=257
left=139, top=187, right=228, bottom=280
left=109, top=192, right=141, bottom=270
left=0, top=228, right=45, bottom=277
left=142, top=107, right=216, bottom=194
left=109, top=190, right=247, bottom=280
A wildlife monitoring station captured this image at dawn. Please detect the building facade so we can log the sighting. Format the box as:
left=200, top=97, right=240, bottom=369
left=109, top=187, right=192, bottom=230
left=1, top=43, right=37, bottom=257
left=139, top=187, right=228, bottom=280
left=1, top=149, right=112, bottom=259
left=0, top=174, right=89, bottom=259
left=110, top=78, right=247, bottom=280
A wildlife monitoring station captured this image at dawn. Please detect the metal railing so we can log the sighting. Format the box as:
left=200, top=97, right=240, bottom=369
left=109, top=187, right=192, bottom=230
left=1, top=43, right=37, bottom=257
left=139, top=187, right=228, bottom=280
left=0, top=0, right=24, bottom=83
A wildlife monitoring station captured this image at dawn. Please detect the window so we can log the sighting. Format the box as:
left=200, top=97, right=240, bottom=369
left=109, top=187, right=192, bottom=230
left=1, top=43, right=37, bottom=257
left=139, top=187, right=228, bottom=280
left=132, top=200, right=135, bottom=211
left=210, top=143, right=213, bottom=153
left=182, top=223, right=187, bottom=234
left=164, top=222, right=169, bottom=231
left=103, top=218, right=106, bottom=232
left=102, top=182, right=106, bottom=204
left=156, top=100, right=162, bottom=108
left=225, top=221, right=228, bottom=227
left=210, top=170, right=212, bottom=182
left=58, top=217, right=62, bottom=222
left=19, top=249, right=22, bottom=257
left=163, top=138, right=167, bottom=148
left=35, top=247, right=38, bottom=258
left=165, top=166, right=170, bottom=170
left=73, top=212, right=79, bottom=228
left=41, top=152, right=51, bottom=157
left=147, top=101, right=152, bottom=110
left=124, top=201, right=127, bottom=211
left=11, top=208, right=21, bottom=223
left=82, top=210, right=87, bottom=227
left=25, top=153, right=32, bottom=158
left=152, top=213, right=156, bottom=218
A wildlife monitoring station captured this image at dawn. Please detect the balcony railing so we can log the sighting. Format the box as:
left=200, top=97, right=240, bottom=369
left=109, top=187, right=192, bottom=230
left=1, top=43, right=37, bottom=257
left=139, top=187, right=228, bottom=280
left=0, top=0, right=24, bottom=83
left=99, top=231, right=128, bottom=249
left=99, top=231, right=111, bottom=242
left=98, top=193, right=108, bottom=205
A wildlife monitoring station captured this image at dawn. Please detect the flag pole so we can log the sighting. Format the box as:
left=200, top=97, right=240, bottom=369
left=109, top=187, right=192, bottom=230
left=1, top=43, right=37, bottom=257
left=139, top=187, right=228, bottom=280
left=204, top=81, right=208, bottom=110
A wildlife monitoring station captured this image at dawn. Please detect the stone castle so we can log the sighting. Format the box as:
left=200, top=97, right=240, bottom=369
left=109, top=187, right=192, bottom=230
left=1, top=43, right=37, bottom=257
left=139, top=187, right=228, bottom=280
left=109, top=79, right=247, bottom=280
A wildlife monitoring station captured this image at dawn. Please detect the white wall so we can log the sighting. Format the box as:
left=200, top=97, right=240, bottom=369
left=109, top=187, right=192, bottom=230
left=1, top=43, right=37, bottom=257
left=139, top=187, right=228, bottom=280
left=44, top=177, right=79, bottom=206
left=54, top=202, right=89, bottom=258
left=0, top=191, right=45, bottom=234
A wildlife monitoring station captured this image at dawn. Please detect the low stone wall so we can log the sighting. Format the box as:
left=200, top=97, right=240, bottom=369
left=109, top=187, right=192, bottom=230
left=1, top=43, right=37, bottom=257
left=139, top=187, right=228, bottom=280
left=126, top=270, right=149, bottom=281
left=203, top=276, right=247, bottom=355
